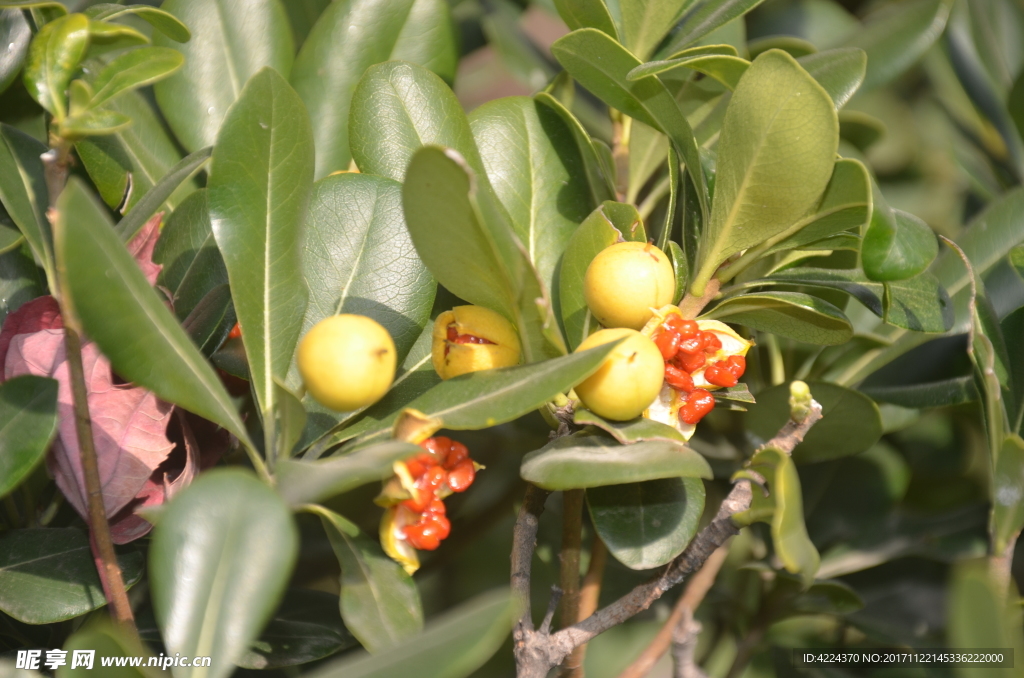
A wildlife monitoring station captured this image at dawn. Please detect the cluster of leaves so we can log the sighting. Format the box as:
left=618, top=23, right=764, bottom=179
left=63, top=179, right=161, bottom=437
left=0, top=0, right=1023, bottom=676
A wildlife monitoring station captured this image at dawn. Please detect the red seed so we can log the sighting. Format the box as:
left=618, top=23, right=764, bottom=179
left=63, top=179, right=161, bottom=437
left=679, top=389, right=715, bottom=424
left=675, top=350, right=707, bottom=373
left=726, top=355, right=746, bottom=378
left=665, top=364, right=694, bottom=392
left=228, top=322, right=242, bottom=340
left=704, top=362, right=738, bottom=388
left=447, top=460, right=476, bottom=492
left=702, top=332, right=722, bottom=353
left=445, top=441, right=469, bottom=469
left=404, top=523, right=441, bottom=551
left=432, top=515, right=451, bottom=540
left=655, top=328, right=681, bottom=360
left=446, top=324, right=495, bottom=345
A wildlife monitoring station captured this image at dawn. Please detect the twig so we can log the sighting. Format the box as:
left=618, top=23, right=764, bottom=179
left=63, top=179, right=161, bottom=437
left=541, top=587, right=564, bottom=635
left=671, top=609, right=708, bottom=678
left=616, top=543, right=730, bottom=678
left=559, top=490, right=585, bottom=630
left=561, top=535, right=608, bottom=677
left=511, top=401, right=823, bottom=677
left=677, top=278, right=721, bottom=320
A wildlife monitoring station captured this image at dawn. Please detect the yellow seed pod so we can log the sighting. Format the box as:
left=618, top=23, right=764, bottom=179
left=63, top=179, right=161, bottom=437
left=380, top=505, right=420, bottom=575
left=431, top=305, right=521, bottom=380
left=297, top=314, right=396, bottom=411
left=573, top=328, right=664, bottom=421
left=584, top=241, right=675, bottom=330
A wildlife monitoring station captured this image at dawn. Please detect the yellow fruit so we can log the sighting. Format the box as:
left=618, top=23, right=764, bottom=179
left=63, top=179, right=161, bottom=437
left=297, top=314, right=396, bottom=411
left=432, top=305, right=521, bottom=380
left=584, top=241, right=675, bottom=330
left=574, top=328, right=664, bottom=421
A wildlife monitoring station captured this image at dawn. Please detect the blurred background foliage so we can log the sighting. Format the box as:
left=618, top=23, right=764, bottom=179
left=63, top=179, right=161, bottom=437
left=2, top=0, right=1024, bottom=676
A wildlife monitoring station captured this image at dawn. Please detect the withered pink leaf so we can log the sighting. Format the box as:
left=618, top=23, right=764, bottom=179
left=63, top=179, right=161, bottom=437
left=6, top=330, right=175, bottom=520
left=126, top=212, right=164, bottom=286
left=0, top=296, right=62, bottom=378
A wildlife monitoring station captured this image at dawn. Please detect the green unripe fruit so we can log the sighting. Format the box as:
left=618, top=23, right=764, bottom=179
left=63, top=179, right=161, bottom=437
left=584, top=241, right=675, bottom=330
left=573, top=328, right=664, bottom=421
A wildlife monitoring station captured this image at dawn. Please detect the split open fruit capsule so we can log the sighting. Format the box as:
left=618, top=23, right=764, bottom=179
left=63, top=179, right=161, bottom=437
left=573, top=328, right=664, bottom=421
left=432, top=305, right=521, bottom=379
left=583, top=241, right=675, bottom=330
left=297, top=314, right=396, bottom=411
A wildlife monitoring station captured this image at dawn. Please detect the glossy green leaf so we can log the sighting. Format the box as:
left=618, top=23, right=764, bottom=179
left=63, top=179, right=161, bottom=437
left=991, top=434, right=1024, bottom=554
left=667, top=240, right=687, bottom=303
left=744, top=381, right=883, bottom=463
left=588, top=477, right=705, bottom=570
left=312, top=506, right=423, bottom=653
left=552, top=0, right=617, bottom=39
left=152, top=188, right=226, bottom=321
left=350, top=61, right=481, bottom=182
left=57, top=108, right=131, bottom=138
left=618, top=0, right=689, bottom=59
left=276, top=441, right=421, bottom=507
left=656, top=0, right=765, bottom=58
left=551, top=28, right=710, bottom=223
left=785, top=579, right=864, bottom=617
left=182, top=284, right=235, bottom=357
left=735, top=447, right=819, bottom=586
left=1011, top=70, right=1024, bottom=144
left=573, top=408, right=686, bottom=443
left=292, top=0, right=457, bottom=178
left=87, top=46, right=183, bottom=109
left=55, top=178, right=253, bottom=449
left=704, top=291, right=852, bottom=345
left=755, top=267, right=953, bottom=333
left=948, top=559, right=1024, bottom=677
left=209, top=67, right=313, bottom=422
left=690, top=49, right=837, bottom=296
left=283, top=0, right=331, bottom=47
left=84, top=4, right=191, bottom=42
left=153, top=0, right=294, bottom=152
left=863, top=188, right=938, bottom=282
left=533, top=92, right=615, bottom=206
left=402, top=146, right=563, bottom=363
left=84, top=19, right=148, bottom=55
left=0, top=1, right=64, bottom=13
left=59, top=622, right=147, bottom=678
left=0, top=244, right=43, bottom=324
left=239, top=589, right=358, bottom=670
left=748, top=35, right=817, bottom=59
left=0, top=124, right=51, bottom=285
left=22, top=13, right=88, bottom=119
left=0, top=528, right=143, bottom=624
left=274, top=380, right=306, bottom=460
left=860, top=376, right=978, bottom=409
left=295, top=172, right=434, bottom=394
left=77, top=93, right=202, bottom=220
left=521, top=432, right=712, bottom=490
left=627, top=53, right=750, bottom=89
left=334, top=340, right=621, bottom=449
left=0, top=10, right=30, bottom=95
left=470, top=96, right=593, bottom=294
left=0, top=375, right=56, bottom=499
left=842, top=0, right=953, bottom=91
left=838, top=109, right=885, bottom=151
left=481, top=0, right=557, bottom=92
left=796, top=48, right=867, bottom=110
left=304, top=588, right=511, bottom=678
left=151, top=469, right=297, bottom=678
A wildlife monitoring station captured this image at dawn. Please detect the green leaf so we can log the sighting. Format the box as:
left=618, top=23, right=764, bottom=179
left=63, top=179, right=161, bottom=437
left=76, top=93, right=202, bottom=219
left=182, top=284, right=236, bottom=356
left=627, top=53, right=750, bottom=90
left=948, top=559, right=1024, bottom=676
left=0, top=1, right=65, bottom=13
left=656, top=0, right=765, bottom=58
left=862, top=187, right=938, bottom=282
left=667, top=240, right=687, bottom=303
left=551, top=0, right=617, bottom=39
left=796, top=48, right=867, bottom=110
left=533, top=92, right=615, bottom=207
left=152, top=188, right=227, bottom=320
left=276, top=441, right=421, bottom=507
left=755, top=267, right=953, bottom=333
left=785, top=579, right=864, bottom=617
left=350, top=61, right=481, bottom=182
left=0, top=244, right=44, bottom=325
left=84, top=4, right=191, bottom=43
left=0, top=124, right=51, bottom=285
left=334, top=340, right=622, bottom=449
left=551, top=28, right=710, bottom=224
left=991, top=434, right=1024, bottom=554
left=0, top=528, right=143, bottom=624
left=744, top=381, right=882, bottom=463
left=838, top=109, right=885, bottom=151
left=304, top=588, right=511, bottom=678
left=312, top=506, right=423, bottom=652
left=841, top=0, right=953, bottom=91
left=0, top=375, right=57, bottom=499
left=860, top=376, right=978, bottom=409
left=55, top=178, right=254, bottom=451
left=618, top=0, right=689, bottom=59
left=274, top=380, right=306, bottom=460
left=402, top=146, right=563, bottom=363
left=704, top=291, right=852, bottom=345
left=22, top=13, right=89, bottom=119
left=292, top=0, right=457, bottom=178
left=84, top=19, right=148, bottom=56
left=153, top=0, right=295, bottom=152
left=239, top=589, right=358, bottom=670
left=208, top=67, right=313, bottom=421
left=520, top=432, right=712, bottom=490
left=151, top=469, right=297, bottom=678
left=690, top=49, right=838, bottom=296
left=295, top=173, right=434, bottom=394
left=60, top=621, right=148, bottom=678
left=57, top=108, right=131, bottom=138
left=587, top=477, right=705, bottom=570
left=0, top=10, right=31, bottom=95
left=87, top=46, right=183, bottom=109
left=469, top=96, right=594, bottom=295
left=734, top=447, right=819, bottom=586
left=574, top=408, right=687, bottom=443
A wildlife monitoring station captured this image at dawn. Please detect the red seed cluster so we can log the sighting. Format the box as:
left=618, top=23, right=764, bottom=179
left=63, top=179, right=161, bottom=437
left=227, top=322, right=242, bottom=340
left=655, top=316, right=746, bottom=426
left=401, top=436, right=476, bottom=551
left=444, top=324, right=495, bottom=357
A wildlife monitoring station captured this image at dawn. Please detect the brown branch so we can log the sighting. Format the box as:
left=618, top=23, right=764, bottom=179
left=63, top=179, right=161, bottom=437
left=561, top=536, right=608, bottom=677
left=559, top=490, right=585, bottom=630
left=671, top=609, right=708, bottom=678
left=512, top=400, right=823, bottom=677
